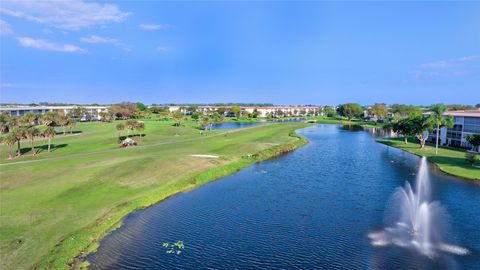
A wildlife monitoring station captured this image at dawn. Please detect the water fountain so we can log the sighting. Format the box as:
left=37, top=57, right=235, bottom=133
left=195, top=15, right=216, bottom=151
left=369, top=157, right=469, bottom=257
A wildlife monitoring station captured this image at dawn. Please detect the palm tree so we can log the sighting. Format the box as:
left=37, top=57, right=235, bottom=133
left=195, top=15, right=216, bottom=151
left=42, top=111, right=58, bottom=127
left=25, top=127, right=40, bottom=155
left=431, top=104, right=453, bottom=154
left=58, top=115, right=69, bottom=135
left=134, top=121, right=145, bottom=142
left=10, top=127, right=25, bottom=156
left=43, top=126, right=56, bottom=152
left=3, top=132, right=17, bottom=159
left=0, top=112, right=14, bottom=133
left=68, top=120, right=76, bottom=134
left=116, top=123, right=125, bottom=138
left=21, top=112, right=37, bottom=126
left=125, top=120, right=137, bottom=136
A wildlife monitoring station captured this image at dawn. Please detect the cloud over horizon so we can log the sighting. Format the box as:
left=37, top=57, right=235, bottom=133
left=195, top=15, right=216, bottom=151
left=411, top=55, right=480, bottom=80
left=0, top=0, right=130, bottom=30
left=17, top=37, right=85, bottom=53
left=0, top=19, right=13, bottom=35
left=139, top=24, right=171, bottom=31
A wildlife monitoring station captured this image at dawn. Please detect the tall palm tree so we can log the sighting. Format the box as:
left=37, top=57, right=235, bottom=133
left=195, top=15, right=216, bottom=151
left=3, top=132, right=17, bottom=159
left=43, top=126, right=56, bottom=152
left=25, top=127, right=40, bottom=155
left=431, top=104, right=453, bottom=154
left=10, top=127, right=25, bottom=156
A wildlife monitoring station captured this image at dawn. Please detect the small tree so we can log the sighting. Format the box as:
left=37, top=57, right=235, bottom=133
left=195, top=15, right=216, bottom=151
left=68, top=120, right=77, bottom=134
left=465, top=152, right=477, bottom=166
left=466, top=134, right=480, bottom=152
left=337, top=103, right=363, bottom=121
left=58, top=115, right=69, bottom=135
left=43, top=126, right=56, bottom=152
left=125, top=119, right=137, bottom=136
left=370, top=103, right=388, bottom=120
left=134, top=121, right=145, bottom=141
left=191, top=112, right=200, bottom=121
left=410, top=115, right=435, bottom=149
left=200, top=114, right=212, bottom=130
left=116, top=123, right=125, bottom=138
left=231, top=106, right=241, bottom=119
left=171, top=110, right=184, bottom=127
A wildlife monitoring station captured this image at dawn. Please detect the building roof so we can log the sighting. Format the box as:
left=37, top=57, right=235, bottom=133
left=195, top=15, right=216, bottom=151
left=443, top=110, right=480, bottom=118
left=0, top=105, right=108, bottom=111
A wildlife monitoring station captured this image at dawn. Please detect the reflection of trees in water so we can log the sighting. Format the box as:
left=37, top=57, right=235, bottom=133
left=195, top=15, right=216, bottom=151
left=344, top=124, right=397, bottom=138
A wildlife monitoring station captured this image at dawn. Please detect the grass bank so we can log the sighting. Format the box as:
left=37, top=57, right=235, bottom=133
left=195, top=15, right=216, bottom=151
left=377, top=137, right=480, bottom=180
left=0, top=119, right=310, bottom=269
left=316, top=116, right=382, bottom=128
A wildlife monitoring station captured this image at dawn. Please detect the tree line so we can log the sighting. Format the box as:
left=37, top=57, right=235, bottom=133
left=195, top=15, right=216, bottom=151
left=0, top=111, right=77, bottom=159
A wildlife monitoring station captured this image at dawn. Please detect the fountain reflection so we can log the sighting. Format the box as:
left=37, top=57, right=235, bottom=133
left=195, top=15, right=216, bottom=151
left=369, top=157, right=469, bottom=257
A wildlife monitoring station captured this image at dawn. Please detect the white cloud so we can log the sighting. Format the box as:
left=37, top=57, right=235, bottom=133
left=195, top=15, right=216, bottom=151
left=80, top=35, right=130, bottom=51
left=0, top=83, right=15, bottom=88
left=140, top=24, right=171, bottom=31
left=156, top=46, right=168, bottom=52
left=0, top=0, right=130, bottom=30
left=0, top=19, right=13, bottom=35
left=17, top=37, right=85, bottom=53
left=411, top=55, right=480, bottom=80
left=81, top=35, right=118, bottom=44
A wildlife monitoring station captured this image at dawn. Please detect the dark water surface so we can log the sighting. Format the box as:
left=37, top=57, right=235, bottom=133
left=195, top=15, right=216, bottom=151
left=211, top=118, right=306, bottom=129
left=88, top=125, right=480, bottom=269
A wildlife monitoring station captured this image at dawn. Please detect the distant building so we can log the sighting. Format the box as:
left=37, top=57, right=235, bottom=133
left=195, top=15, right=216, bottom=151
left=165, top=105, right=322, bottom=117
left=429, top=110, right=480, bottom=150
left=0, top=106, right=108, bottom=121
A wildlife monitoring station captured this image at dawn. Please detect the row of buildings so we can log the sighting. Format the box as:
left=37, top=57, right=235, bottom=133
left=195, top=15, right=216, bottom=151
left=1, top=105, right=479, bottom=150
left=0, top=105, right=109, bottom=121
left=166, top=105, right=322, bottom=117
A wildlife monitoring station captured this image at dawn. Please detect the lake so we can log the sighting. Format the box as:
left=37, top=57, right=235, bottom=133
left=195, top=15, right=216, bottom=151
left=211, top=118, right=306, bottom=129
left=88, top=124, right=480, bottom=269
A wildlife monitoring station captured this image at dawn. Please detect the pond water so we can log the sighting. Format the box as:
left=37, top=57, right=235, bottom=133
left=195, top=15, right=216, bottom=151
left=88, top=124, right=480, bottom=269
left=211, top=118, right=306, bottom=129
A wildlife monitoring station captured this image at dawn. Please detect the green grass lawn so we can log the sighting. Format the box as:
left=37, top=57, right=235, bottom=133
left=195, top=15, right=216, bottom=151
left=377, top=137, right=480, bottom=180
left=0, top=119, right=309, bottom=269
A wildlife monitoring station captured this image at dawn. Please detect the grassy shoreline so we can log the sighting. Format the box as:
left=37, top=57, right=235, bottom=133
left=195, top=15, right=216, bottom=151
left=377, top=138, right=480, bottom=181
left=51, top=130, right=308, bottom=269
left=316, top=117, right=382, bottom=128
left=0, top=120, right=310, bottom=270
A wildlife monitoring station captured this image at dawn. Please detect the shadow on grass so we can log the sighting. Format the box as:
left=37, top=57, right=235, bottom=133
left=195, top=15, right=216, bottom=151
left=17, top=143, right=69, bottom=155
left=118, top=134, right=146, bottom=140
left=55, top=130, right=82, bottom=135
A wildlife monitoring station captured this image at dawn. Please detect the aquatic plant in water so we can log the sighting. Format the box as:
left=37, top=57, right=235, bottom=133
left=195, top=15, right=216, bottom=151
left=162, top=241, right=185, bottom=255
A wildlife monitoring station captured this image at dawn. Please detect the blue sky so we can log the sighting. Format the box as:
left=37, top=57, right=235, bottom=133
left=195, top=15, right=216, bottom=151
left=1, top=1, right=479, bottom=105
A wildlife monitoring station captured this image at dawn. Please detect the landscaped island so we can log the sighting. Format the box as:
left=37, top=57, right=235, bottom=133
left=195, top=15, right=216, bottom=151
left=0, top=119, right=309, bottom=269
left=377, top=138, right=480, bottom=180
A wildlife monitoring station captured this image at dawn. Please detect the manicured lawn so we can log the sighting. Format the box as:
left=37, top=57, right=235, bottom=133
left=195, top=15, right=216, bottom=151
left=0, top=119, right=309, bottom=269
left=377, top=137, right=480, bottom=180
